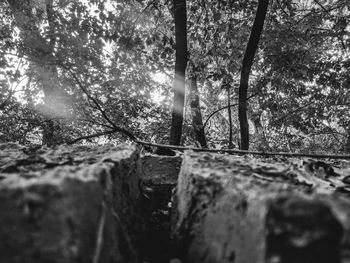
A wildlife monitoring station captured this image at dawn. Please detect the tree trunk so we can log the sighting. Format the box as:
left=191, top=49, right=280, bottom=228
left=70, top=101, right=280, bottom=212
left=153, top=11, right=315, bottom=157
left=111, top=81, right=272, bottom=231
left=238, top=0, right=269, bottom=150
left=344, top=126, right=350, bottom=153
left=189, top=72, right=207, bottom=148
left=169, top=0, right=187, bottom=146
left=227, top=87, right=234, bottom=149
left=7, top=0, right=64, bottom=146
left=252, top=111, right=271, bottom=151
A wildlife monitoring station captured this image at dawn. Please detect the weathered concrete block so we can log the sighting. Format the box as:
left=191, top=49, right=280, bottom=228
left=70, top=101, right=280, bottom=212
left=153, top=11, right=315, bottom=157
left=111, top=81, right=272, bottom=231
left=0, top=143, right=142, bottom=263
left=172, top=151, right=350, bottom=263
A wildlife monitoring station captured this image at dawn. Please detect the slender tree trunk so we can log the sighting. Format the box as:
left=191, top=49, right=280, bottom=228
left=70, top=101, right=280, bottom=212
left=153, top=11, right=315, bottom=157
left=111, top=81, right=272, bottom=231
left=189, top=72, right=207, bottom=148
left=227, top=87, right=234, bottom=149
left=7, top=0, right=64, bottom=146
left=41, top=0, right=64, bottom=145
left=238, top=0, right=269, bottom=150
left=344, top=125, right=350, bottom=153
left=41, top=64, right=62, bottom=146
left=169, top=0, right=187, bottom=145
left=252, top=111, right=270, bottom=151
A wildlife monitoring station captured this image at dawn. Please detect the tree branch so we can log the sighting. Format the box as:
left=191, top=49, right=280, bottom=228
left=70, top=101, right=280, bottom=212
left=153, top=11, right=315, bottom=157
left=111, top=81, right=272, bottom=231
left=59, top=64, right=137, bottom=141
left=313, top=0, right=330, bottom=14
left=67, top=130, right=120, bottom=145
left=270, top=101, right=315, bottom=125
left=136, top=140, right=350, bottom=159
left=203, top=103, right=238, bottom=129
left=203, top=92, right=258, bottom=130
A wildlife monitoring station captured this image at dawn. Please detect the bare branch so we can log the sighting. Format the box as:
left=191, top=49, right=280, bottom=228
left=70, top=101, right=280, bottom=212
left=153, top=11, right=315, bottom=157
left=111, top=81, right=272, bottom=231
left=67, top=130, right=120, bottom=145
left=313, top=0, right=329, bottom=13
left=136, top=140, right=350, bottom=159
left=59, top=64, right=137, bottom=141
left=270, top=101, right=315, bottom=125
left=203, top=92, right=258, bottom=130
left=203, top=103, right=238, bottom=129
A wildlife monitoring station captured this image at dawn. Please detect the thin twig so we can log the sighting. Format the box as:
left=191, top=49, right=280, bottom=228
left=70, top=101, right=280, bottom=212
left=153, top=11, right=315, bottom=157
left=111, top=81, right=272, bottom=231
left=313, top=0, right=330, bottom=13
left=66, top=69, right=116, bottom=127
left=203, top=103, right=238, bottom=129
left=270, top=101, right=315, bottom=125
left=67, top=130, right=119, bottom=144
left=59, top=64, right=137, bottom=140
left=203, top=92, right=258, bottom=129
left=276, top=0, right=291, bottom=20
left=135, top=140, right=350, bottom=159
left=134, top=0, right=155, bottom=24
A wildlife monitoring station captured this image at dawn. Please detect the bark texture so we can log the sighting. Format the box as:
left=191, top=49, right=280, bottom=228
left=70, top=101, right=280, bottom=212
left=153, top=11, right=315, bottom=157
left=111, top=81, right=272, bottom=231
left=238, top=0, right=269, bottom=150
left=169, top=0, right=188, bottom=146
left=227, top=87, right=234, bottom=149
left=189, top=73, right=207, bottom=148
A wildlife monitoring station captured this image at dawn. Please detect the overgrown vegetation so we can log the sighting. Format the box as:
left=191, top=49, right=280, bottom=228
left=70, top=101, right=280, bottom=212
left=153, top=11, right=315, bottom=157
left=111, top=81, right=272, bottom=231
left=0, top=0, right=349, bottom=154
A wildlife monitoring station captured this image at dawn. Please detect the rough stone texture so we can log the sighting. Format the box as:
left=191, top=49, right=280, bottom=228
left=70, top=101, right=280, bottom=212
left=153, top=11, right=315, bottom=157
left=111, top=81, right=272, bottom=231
left=172, top=151, right=350, bottom=263
left=141, top=155, right=182, bottom=185
left=140, top=155, right=182, bottom=263
left=3, top=144, right=350, bottom=263
left=0, top=143, right=142, bottom=263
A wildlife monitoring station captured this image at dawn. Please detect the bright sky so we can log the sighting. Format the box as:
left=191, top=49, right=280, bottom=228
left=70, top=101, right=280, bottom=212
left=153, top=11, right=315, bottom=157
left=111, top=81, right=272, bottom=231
left=150, top=72, right=169, bottom=104
left=3, top=0, right=172, bottom=107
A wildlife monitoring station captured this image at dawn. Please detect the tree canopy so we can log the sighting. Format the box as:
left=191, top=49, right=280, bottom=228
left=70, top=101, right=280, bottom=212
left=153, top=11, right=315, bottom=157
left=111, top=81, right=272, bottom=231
left=0, top=0, right=349, bottom=154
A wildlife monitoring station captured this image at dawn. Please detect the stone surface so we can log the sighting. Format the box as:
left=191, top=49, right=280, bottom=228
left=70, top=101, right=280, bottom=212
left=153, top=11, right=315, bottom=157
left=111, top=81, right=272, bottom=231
left=3, top=144, right=350, bottom=263
left=0, top=143, right=142, bottom=263
left=172, top=151, right=350, bottom=263
left=141, top=154, right=182, bottom=185
left=140, top=154, right=182, bottom=263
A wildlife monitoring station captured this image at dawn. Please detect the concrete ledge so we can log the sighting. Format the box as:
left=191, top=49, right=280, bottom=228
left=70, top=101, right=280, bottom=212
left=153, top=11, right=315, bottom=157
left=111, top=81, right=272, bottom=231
left=172, top=151, right=350, bottom=263
left=0, top=143, right=142, bottom=263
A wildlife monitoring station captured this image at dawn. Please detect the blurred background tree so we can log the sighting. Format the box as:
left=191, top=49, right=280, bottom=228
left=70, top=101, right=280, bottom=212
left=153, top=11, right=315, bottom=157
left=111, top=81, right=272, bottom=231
left=0, top=0, right=349, bottom=154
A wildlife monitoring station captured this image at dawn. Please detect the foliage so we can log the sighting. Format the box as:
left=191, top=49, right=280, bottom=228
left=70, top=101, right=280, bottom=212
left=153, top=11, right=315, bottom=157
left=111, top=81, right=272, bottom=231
left=0, top=0, right=350, bottom=154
